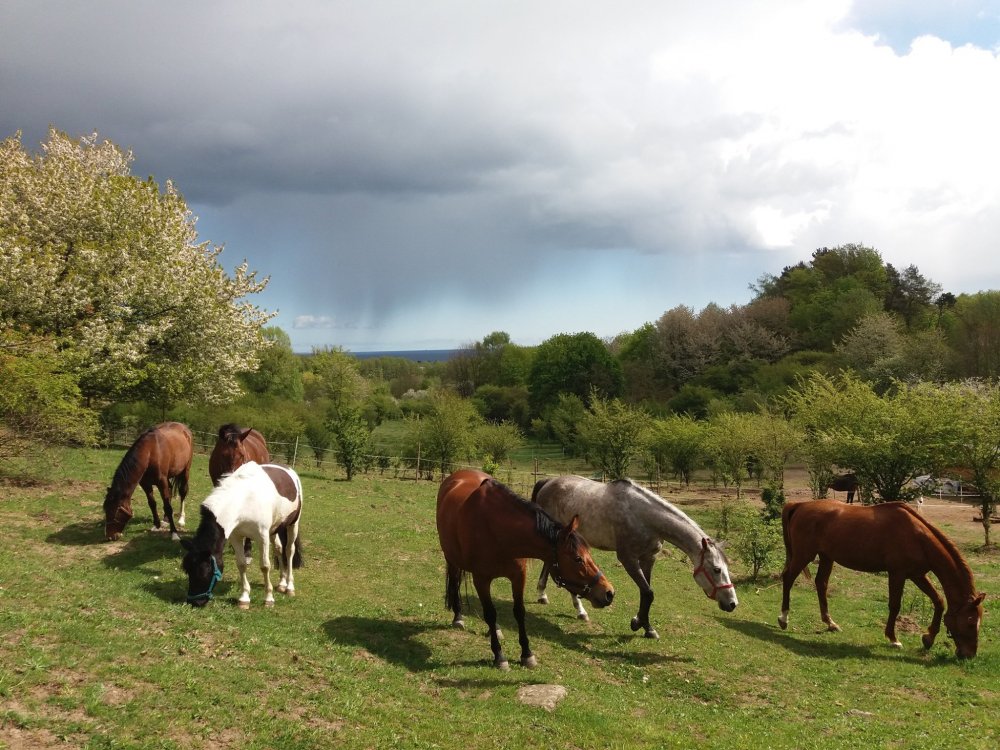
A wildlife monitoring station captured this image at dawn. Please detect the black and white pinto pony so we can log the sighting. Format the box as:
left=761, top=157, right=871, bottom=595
left=181, top=462, right=303, bottom=609
left=533, top=475, right=738, bottom=638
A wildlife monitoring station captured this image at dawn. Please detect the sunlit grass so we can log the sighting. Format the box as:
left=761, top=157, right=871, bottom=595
left=0, top=448, right=997, bottom=749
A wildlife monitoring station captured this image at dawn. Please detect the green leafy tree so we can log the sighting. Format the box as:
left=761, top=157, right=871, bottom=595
left=0, top=129, right=273, bottom=408
left=730, top=505, right=784, bottom=581
left=405, top=390, right=482, bottom=476
left=705, top=412, right=759, bottom=498
left=474, top=421, right=524, bottom=466
left=786, top=372, right=949, bottom=502
left=933, top=380, right=1000, bottom=547
left=528, top=332, right=624, bottom=415
left=306, top=347, right=368, bottom=414
left=646, top=414, right=706, bottom=485
left=328, top=407, right=372, bottom=481
left=577, top=394, right=652, bottom=480
left=242, top=327, right=304, bottom=401
left=544, top=393, right=588, bottom=456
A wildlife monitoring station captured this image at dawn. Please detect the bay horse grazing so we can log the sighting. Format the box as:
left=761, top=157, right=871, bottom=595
left=827, top=472, right=859, bottom=503
left=778, top=500, right=986, bottom=658
left=181, top=462, right=303, bottom=609
left=209, top=424, right=271, bottom=486
left=104, top=422, right=193, bottom=542
left=533, top=476, right=737, bottom=639
left=437, top=469, right=614, bottom=670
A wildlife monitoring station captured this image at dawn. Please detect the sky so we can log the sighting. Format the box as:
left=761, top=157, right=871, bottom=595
left=2, top=1, right=1000, bottom=353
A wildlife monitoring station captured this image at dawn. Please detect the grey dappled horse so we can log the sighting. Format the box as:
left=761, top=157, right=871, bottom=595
left=533, top=475, right=738, bottom=639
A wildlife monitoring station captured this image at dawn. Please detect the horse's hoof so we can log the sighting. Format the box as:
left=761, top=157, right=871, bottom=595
left=494, top=659, right=510, bottom=671
left=827, top=623, right=842, bottom=632
left=577, top=613, right=590, bottom=622
left=237, top=601, right=250, bottom=610
left=644, top=629, right=660, bottom=640
left=452, top=619, right=465, bottom=630
left=286, top=589, right=295, bottom=597
left=630, top=617, right=642, bottom=632
left=921, top=634, right=935, bottom=650
left=170, top=533, right=180, bottom=542
left=890, top=640, right=902, bottom=649
left=277, top=584, right=287, bottom=594
left=521, top=655, right=538, bottom=669
left=264, top=600, right=275, bottom=608
left=778, top=616, right=788, bottom=631
left=537, top=595, right=549, bottom=605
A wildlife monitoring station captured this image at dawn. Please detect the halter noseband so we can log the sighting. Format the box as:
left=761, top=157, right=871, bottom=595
left=692, top=538, right=734, bottom=600
left=186, top=555, right=223, bottom=603
left=549, top=539, right=606, bottom=597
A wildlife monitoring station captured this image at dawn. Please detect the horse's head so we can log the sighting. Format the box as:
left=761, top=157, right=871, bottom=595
left=181, top=539, right=224, bottom=607
left=551, top=516, right=615, bottom=609
left=693, top=538, right=739, bottom=612
left=945, top=592, right=986, bottom=659
left=103, top=486, right=133, bottom=541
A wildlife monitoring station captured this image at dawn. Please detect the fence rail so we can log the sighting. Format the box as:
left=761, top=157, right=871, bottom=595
left=100, top=426, right=573, bottom=498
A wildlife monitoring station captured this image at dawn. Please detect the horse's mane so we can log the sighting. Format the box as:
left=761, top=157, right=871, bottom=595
left=487, top=478, right=566, bottom=545
left=611, top=478, right=710, bottom=536
left=217, top=423, right=246, bottom=441
left=901, top=503, right=976, bottom=585
left=104, top=428, right=155, bottom=508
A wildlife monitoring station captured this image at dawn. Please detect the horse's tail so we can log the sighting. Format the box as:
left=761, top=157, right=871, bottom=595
left=277, top=527, right=304, bottom=569
left=445, top=564, right=465, bottom=612
left=781, top=501, right=812, bottom=579
left=530, top=478, right=550, bottom=503
left=170, top=470, right=189, bottom=500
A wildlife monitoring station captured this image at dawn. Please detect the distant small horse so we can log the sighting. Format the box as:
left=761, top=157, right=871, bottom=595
left=778, top=500, right=986, bottom=658
left=181, top=462, right=303, bottom=609
left=104, top=422, right=193, bottom=541
left=827, top=472, right=858, bottom=503
left=533, top=475, right=738, bottom=639
left=209, top=424, right=271, bottom=486
left=437, top=469, right=615, bottom=670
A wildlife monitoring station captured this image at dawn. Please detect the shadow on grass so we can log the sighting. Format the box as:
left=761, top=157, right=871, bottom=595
left=716, top=617, right=938, bottom=665
left=323, top=616, right=437, bottom=672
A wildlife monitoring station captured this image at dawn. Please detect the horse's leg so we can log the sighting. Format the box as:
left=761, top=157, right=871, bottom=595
left=778, top=549, right=812, bottom=630
left=620, top=553, right=658, bottom=639
left=472, top=574, right=508, bottom=670
left=142, top=480, right=161, bottom=531
left=156, top=478, right=180, bottom=541
left=510, top=563, right=536, bottom=668
left=273, top=531, right=287, bottom=594
left=814, top=555, right=841, bottom=632
left=177, top=467, right=190, bottom=528
left=259, top=533, right=275, bottom=607
left=446, top=562, right=465, bottom=629
left=911, top=573, right=945, bottom=650
left=231, top=534, right=252, bottom=609
left=536, top=562, right=550, bottom=604
left=884, top=572, right=906, bottom=648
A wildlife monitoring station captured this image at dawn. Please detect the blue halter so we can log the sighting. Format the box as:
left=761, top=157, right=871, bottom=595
left=186, top=555, right=223, bottom=603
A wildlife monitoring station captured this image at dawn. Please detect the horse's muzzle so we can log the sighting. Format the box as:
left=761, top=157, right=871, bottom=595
left=719, top=599, right=737, bottom=612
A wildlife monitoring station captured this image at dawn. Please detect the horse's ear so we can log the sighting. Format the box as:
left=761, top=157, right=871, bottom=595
left=974, top=592, right=986, bottom=606
left=701, top=537, right=709, bottom=550
left=240, top=428, right=253, bottom=442
left=567, top=515, right=580, bottom=534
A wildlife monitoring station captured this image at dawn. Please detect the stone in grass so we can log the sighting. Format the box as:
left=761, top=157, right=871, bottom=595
left=517, top=684, right=568, bottom=711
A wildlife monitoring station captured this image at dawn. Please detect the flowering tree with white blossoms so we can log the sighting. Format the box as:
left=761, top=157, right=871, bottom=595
left=0, top=128, right=274, bottom=421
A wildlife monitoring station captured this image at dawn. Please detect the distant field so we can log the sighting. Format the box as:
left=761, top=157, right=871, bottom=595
left=1, top=448, right=998, bottom=749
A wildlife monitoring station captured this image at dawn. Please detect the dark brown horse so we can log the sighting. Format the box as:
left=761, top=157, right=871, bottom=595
left=437, top=469, right=615, bottom=670
left=104, top=422, right=194, bottom=541
left=778, top=500, right=986, bottom=658
left=827, top=472, right=859, bottom=503
left=208, top=424, right=270, bottom=486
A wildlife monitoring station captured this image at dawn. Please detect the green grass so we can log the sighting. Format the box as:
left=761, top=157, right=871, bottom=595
left=1, top=448, right=998, bottom=749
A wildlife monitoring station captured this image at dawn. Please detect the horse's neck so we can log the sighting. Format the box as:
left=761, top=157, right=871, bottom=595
left=640, top=494, right=706, bottom=560
left=203, top=495, right=242, bottom=540
left=494, top=506, right=557, bottom=561
left=924, top=532, right=976, bottom=607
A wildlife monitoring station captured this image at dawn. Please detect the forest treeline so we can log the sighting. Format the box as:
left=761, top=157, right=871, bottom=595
left=4, top=129, right=1000, bottom=546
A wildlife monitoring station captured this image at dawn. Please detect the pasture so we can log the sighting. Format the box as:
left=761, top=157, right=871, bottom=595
left=1, top=449, right=998, bottom=750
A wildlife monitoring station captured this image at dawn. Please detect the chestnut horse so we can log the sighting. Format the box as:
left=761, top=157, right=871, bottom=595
left=437, top=469, right=615, bottom=670
left=778, top=500, right=986, bottom=658
left=209, top=424, right=271, bottom=486
left=104, top=422, right=193, bottom=541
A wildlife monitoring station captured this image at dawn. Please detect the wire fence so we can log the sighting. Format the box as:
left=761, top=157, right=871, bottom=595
left=101, top=426, right=574, bottom=498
